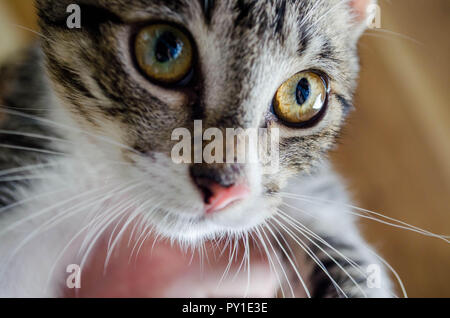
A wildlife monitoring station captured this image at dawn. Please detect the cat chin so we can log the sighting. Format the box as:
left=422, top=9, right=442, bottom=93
left=146, top=197, right=275, bottom=246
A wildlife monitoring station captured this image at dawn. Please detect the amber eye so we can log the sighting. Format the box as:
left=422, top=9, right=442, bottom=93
left=273, top=71, right=329, bottom=126
left=135, top=24, right=193, bottom=85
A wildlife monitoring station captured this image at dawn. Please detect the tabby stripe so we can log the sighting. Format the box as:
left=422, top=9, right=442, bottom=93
left=319, top=40, right=335, bottom=60
left=46, top=55, right=94, bottom=100
left=274, top=0, right=287, bottom=39
left=200, top=0, right=215, bottom=24
left=335, top=94, right=354, bottom=113
left=234, top=0, right=258, bottom=29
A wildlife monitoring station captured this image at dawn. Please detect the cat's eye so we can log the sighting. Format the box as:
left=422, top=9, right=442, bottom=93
left=273, top=71, right=329, bottom=127
left=134, top=24, right=193, bottom=85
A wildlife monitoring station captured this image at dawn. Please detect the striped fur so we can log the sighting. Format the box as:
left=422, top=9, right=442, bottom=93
left=0, top=0, right=393, bottom=297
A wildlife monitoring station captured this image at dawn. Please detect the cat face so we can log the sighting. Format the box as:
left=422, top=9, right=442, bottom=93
left=36, top=0, right=372, bottom=243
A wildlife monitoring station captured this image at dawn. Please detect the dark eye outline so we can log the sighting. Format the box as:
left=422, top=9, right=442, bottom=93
left=130, top=21, right=197, bottom=88
left=271, top=70, right=331, bottom=129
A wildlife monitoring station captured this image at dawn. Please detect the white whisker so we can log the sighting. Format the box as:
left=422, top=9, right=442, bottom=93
left=265, top=221, right=312, bottom=298
left=277, top=208, right=405, bottom=298
left=280, top=192, right=449, bottom=243
left=0, top=108, right=141, bottom=156
left=0, top=143, right=65, bottom=156
left=270, top=216, right=349, bottom=298
left=254, top=227, right=286, bottom=298
left=260, top=225, right=298, bottom=298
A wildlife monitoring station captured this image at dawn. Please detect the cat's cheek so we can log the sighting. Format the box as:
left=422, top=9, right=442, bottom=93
left=350, top=0, right=374, bottom=22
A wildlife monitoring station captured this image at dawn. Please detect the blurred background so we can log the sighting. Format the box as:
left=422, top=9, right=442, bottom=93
left=0, top=0, right=448, bottom=297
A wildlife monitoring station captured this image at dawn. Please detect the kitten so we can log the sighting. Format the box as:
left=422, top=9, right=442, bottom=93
left=0, top=0, right=393, bottom=297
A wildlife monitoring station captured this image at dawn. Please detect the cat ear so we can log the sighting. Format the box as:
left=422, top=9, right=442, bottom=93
left=348, top=0, right=378, bottom=36
left=349, top=0, right=374, bottom=22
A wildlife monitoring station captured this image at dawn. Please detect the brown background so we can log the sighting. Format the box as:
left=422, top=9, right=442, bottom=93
left=0, top=0, right=448, bottom=297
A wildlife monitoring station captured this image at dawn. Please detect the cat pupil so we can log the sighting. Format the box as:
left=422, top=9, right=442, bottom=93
left=296, top=78, right=310, bottom=105
left=155, top=32, right=183, bottom=63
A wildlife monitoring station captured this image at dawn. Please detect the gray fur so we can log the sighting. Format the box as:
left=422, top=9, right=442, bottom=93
left=0, top=0, right=393, bottom=297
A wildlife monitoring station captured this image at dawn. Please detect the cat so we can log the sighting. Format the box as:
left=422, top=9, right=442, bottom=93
left=0, top=0, right=394, bottom=297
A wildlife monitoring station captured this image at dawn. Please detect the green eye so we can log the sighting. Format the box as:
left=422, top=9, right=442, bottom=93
left=135, top=24, right=193, bottom=85
left=273, top=71, right=328, bottom=126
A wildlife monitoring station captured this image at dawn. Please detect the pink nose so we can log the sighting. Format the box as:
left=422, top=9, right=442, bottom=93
left=203, top=182, right=250, bottom=214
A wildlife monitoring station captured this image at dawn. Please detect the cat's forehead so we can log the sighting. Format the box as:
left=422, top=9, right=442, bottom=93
left=37, top=0, right=357, bottom=73
left=37, top=0, right=354, bottom=35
